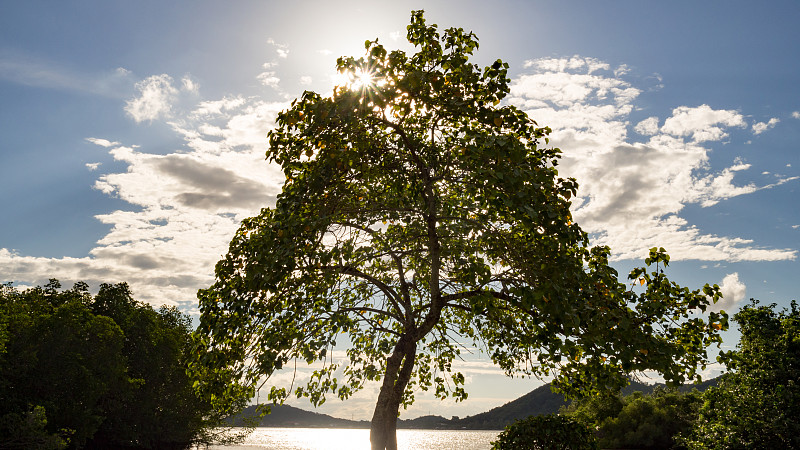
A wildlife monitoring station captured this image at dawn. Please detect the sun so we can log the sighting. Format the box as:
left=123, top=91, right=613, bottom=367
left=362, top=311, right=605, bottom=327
left=333, top=67, right=376, bottom=92
left=351, top=68, right=375, bottom=90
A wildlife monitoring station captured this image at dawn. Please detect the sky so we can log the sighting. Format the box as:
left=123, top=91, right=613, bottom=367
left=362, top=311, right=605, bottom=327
left=1, top=0, right=799, bottom=420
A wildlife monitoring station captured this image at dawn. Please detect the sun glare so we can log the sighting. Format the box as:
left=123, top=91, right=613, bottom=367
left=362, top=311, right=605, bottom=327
left=334, top=67, right=376, bottom=91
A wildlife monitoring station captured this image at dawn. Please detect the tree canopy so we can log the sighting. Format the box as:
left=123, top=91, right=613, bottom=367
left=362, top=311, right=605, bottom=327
left=683, top=299, right=800, bottom=449
left=190, top=11, right=727, bottom=450
left=491, top=414, right=598, bottom=450
left=564, top=387, right=703, bottom=450
left=0, top=280, right=234, bottom=449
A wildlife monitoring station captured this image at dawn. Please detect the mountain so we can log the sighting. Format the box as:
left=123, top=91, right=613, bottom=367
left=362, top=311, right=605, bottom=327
left=232, top=377, right=720, bottom=430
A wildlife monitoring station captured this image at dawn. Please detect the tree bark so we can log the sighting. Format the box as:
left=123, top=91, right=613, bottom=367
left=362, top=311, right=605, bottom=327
left=370, top=337, right=417, bottom=450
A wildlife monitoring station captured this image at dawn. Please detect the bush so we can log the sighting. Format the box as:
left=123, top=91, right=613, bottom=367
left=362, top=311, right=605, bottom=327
left=491, top=414, right=598, bottom=450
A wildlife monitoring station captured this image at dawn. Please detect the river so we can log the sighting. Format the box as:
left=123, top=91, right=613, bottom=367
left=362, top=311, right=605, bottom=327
left=208, top=428, right=500, bottom=450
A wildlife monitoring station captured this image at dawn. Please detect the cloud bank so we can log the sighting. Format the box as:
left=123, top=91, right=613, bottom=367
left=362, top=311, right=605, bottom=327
left=508, top=56, right=797, bottom=262
left=2, top=80, right=286, bottom=307
left=2, top=56, right=797, bottom=309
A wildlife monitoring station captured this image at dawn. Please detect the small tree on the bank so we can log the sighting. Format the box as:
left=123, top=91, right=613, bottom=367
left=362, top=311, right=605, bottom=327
left=190, top=11, right=727, bottom=450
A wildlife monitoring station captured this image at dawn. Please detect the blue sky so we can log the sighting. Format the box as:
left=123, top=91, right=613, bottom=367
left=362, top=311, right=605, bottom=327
left=2, top=1, right=799, bottom=419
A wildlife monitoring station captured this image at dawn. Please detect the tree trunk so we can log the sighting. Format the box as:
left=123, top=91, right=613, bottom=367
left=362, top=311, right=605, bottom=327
left=370, top=338, right=417, bottom=450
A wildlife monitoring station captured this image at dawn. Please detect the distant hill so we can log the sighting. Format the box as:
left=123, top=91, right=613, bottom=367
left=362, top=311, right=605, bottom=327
left=452, top=383, right=570, bottom=430
left=451, top=376, right=720, bottom=430
left=230, top=404, right=370, bottom=428
left=233, top=376, right=720, bottom=430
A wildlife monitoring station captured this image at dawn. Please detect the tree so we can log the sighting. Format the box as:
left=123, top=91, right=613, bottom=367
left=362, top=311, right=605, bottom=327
left=86, top=283, right=229, bottom=449
left=190, top=11, right=727, bottom=450
left=0, top=405, right=68, bottom=450
left=491, top=414, right=597, bottom=450
left=564, top=387, right=703, bottom=449
left=0, top=280, right=235, bottom=449
left=0, top=280, right=128, bottom=448
left=682, top=300, right=800, bottom=449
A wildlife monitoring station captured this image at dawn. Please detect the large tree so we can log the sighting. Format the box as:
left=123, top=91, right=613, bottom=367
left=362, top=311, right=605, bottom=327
left=190, top=11, right=726, bottom=450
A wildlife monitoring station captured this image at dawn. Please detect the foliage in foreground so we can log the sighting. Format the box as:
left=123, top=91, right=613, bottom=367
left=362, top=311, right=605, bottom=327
left=190, top=10, right=726, bottom=450
left=491, top=414, right=597, bottom=450
left=0, top=280, right=239, bottom=449
left=682, top=300, right=800, bottom=449
left=564, top=387, right=702, bottom=450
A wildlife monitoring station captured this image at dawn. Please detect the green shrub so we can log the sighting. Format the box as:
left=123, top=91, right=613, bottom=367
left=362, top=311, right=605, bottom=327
left=491, top=414, right=598, bottom=450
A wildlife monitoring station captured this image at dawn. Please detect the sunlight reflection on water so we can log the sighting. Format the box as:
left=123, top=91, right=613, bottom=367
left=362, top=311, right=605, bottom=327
left=209, top=428, right=499, bottom=450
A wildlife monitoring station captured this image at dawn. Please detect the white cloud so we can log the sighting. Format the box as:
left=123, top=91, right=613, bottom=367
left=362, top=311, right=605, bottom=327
left=635, top=117, right=660, bottom=135
left=710, top=273, right=746, bottom=312
left=752, top=117, right=779, bottom=134
left=661, top=105, right=746, bottom=142
left=267, top=38, right=289, bottom=58
left=3, top=56, right=797, bottom=311
left=300, top=76, right=313, bottom=85
left=191, top=96, right=247, bottom=116
left=508, top=57, right=796, bottom=262
left=181, top=76, right=198, bottom=93
left=86, top=137, right=120, bottom=148
left=258, top=71, right=281, bottom=89
left=125, top=74, right=178, bottom=123
left=524, top=56, right=610, bottom=75
left=3, top=77, right=288, bottom=307
left=85, top=162, right=101, bottom=171
left=792, top=111, right=800, bottom=119
left=614, top=64, right=631, bottom=77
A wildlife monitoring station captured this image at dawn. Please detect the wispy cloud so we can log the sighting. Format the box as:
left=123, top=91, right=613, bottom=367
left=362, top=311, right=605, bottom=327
left=257, top=62, right=281, bottom=90
left=85, top=137, right=120, bottom=148
left=0, top=50, right=134, bottom=97
left=267, top=38, right=289, bottom=59
left=181, top=76, right=198, bottom=93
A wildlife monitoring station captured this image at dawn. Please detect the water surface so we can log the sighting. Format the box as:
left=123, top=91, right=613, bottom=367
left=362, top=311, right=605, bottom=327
left=209, top=428, right=499, bottom=450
